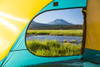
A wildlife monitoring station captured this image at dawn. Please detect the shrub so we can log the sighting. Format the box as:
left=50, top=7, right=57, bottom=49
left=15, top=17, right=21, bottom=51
left=63, top=39, right=68, bottom=43
left=70, top=40, right=76, bottom=43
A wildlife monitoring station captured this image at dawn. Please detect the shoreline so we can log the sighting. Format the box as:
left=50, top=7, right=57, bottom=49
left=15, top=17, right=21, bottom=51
left=26, top=34, right=82, bottom=37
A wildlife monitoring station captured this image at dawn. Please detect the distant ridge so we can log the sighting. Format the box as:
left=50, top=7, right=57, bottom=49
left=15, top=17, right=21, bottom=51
left=29, top=21, right=50, bottom=28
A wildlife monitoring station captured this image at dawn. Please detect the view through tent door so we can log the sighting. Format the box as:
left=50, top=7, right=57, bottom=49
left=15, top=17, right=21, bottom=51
left=26, top=8, right=84, bottom=57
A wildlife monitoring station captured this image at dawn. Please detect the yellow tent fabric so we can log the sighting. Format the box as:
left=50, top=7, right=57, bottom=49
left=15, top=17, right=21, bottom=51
left=0, top=0, right=53, bottom=61
left=85, top=0, right=100, bottom=51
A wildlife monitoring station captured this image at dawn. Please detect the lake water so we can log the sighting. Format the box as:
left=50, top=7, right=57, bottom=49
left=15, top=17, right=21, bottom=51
left=26, top=35, right=82, bottom=44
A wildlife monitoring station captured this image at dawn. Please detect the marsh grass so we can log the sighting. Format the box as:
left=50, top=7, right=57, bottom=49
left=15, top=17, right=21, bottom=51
left=27, top=30, right=82, bottom=36
left=26, top=39, right=81, bottom=56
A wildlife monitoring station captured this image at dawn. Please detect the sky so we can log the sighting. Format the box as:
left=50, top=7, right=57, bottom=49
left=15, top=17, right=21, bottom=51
left=34, top=8, right=83, bottom=25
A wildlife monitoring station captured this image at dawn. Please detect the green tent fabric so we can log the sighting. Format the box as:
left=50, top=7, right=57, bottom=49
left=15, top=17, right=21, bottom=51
left=0, top=0, right=100, bottom=67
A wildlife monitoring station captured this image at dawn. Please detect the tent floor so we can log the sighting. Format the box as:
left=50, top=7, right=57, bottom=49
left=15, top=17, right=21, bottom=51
left=25, top=59, right=100, bottom=67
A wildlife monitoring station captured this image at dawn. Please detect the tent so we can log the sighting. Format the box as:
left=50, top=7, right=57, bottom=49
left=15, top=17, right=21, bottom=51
left=0, top=0, right=100, bottom=67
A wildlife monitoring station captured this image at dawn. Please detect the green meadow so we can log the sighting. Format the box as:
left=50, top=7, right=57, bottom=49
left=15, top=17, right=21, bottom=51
left=26, top=39, right=81, bottom=56
left=27, top=30, right=83, bottom=36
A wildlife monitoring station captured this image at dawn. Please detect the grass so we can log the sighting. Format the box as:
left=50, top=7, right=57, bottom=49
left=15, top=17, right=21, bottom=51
left=26, top=39, right=82, bottom=56
left=27, top=30, right=83, bottom=36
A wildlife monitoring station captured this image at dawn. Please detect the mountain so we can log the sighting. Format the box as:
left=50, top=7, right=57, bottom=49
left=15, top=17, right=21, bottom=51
left=29, top=19, right=74, bottom=29
left=49, top=19, right=73, bottom=25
